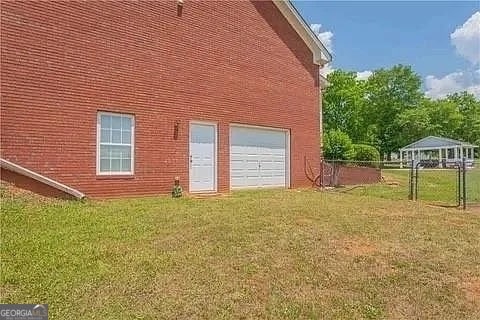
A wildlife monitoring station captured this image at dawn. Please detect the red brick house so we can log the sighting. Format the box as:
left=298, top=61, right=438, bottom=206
left=1, top=0, right=331, bottom=198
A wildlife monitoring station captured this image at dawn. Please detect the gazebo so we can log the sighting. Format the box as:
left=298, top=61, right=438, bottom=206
left=399, top=136, right=478, bottom=168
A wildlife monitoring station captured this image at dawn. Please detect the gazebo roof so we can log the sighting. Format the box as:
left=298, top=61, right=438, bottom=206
left=400, top=136, right=478, bottom=151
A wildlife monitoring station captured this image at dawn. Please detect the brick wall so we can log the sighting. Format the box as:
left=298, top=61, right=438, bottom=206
left=338, top=166, right=381, bottom=185
left=323, top=163, right=381, bottom=186
left=1, top=1, right=321, bottom=197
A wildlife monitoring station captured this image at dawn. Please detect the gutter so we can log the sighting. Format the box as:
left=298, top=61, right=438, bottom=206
left=1, top=158, right=85, bottom=199
left=286, top=0, right=333, bottom=62
left=273, top=1, right=332, bottom=65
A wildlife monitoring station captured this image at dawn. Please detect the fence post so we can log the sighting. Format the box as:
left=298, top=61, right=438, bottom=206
left=415, top=162, right=420, bottom=201
left=457, top=163, right=461, bottom=207
left=463, top=157, right=467, bottom=210
left=409, top=160, right=414, bottom=200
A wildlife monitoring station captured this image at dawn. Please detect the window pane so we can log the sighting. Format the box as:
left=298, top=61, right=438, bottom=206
left=110, top=146, right=122, bottom=159
left=112, top=116, right=122, bottom=129
left=100, top=159, right=110, bottom=172
left=100, top=145, right=110, bottom=158
left=100, top=115, right=111, bottom=129
left=112, top=129, right=122, bottom=143
left=122, top=159, right=131, bottom=172
left=111, top=159, right=121, bottom=171
left=101, top=129, right=111, bottom=143
left=122, top=117, right=132, bottom=130
left=122, top=147, right=131, bottom=159
left=98, top=113, right=134, bottom=174
left=122, top=130, right=131, bottom=144
left=109, top=145, right=130, bottom=159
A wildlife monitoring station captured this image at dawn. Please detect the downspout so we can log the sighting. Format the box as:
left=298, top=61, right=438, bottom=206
left=304, top=71, right=329, bottom=188
left=1, top=158, right=85, bottom=199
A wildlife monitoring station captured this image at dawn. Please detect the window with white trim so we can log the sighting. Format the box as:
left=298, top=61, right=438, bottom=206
left=97, top=112, right=134, bottom=175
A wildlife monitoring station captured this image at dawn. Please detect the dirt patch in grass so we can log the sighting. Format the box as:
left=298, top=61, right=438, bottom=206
left=0, top=284, right=18, bottom=301
left=333, top=237, right=378, bottom=256
left=466, top=205, right=480, bottom=214
left=461, top=277, right=480, bottom=308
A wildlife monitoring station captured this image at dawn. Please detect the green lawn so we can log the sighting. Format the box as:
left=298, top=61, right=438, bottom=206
left=1, top=186, right=480, bottom=319
left=349, top=168, right=480, bottom=206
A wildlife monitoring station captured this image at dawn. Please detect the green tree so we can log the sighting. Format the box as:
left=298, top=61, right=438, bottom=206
left=424, top=98, right=463, bottom=138
left=323, top=129, right=354, bottom=186
left=322, top=66, right=480, bottom=160
left=394, top=102, right=434, bottom=145
left=323, top=70, right=373, bottom=144
left=447, top=92, right=480, bottom=146
left=393, top=97, right=464, bottom=148
left=365, top=65, right=423, bottom=159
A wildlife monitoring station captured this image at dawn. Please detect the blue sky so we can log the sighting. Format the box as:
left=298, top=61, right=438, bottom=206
left=292, top=1, right=480, bottom=98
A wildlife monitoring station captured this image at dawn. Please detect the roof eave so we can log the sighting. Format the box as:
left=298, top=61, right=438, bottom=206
left=399, top=135, right=479, bottom=151
left=273, top=0, right=332, bottom=66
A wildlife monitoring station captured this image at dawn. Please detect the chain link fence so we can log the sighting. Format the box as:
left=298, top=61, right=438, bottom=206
left=409, top=158, right=480, bottom=210
left=466, top=160, right=480, bottom=209
left=320, top=159, right=479, bottom=210
left=321, top=160, right=383, bottom=187
left=413, top=165, right=461, bottom=207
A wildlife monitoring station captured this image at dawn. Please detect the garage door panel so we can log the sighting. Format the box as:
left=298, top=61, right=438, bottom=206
left=262, top=164, right=285, bottom=172
left=230, top=126, right=288, bottom=189
left=261, top=169, right=285, bottom=177
left=259, top=156, right=283, bottom=164
left=246, top=160, right=259, bottom=167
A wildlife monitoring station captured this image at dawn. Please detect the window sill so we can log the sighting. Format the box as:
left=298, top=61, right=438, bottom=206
left=96, top=174, right=135, bottom=180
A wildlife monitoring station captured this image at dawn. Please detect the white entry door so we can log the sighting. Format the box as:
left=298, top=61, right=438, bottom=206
left=189, top=122, right=217, bottom=192
left=230, top=125, right=289, bottom=189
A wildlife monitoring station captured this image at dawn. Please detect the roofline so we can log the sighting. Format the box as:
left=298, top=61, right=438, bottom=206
left=401, top=136, right=434, bottom=150
left=272, top=1, right=332, bottom=65
left=400, top=145, right=478, bottom=152
left=400, top=136, right=479, bottom=151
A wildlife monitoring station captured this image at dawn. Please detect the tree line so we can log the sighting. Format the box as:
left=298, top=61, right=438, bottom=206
left=322, top=64, right=480, bottom=161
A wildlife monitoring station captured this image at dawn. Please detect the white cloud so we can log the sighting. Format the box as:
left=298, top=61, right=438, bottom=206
left=311, top=24, right=334, bottom=78
left=425, top=12, right=480, bottom=98
left=310, top=23, right=333, bottom=53
left=356, top=70, right=373, bottom=80
left=450, top=11, right=480, bottom=65
left=425, top=69, right=480, bottom=98
left=310, top=23, right=335, bottom=77
left=320, top=63, right=335, bottom=77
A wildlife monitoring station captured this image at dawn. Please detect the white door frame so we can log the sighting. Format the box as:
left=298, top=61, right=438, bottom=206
left=229, top=123, right=290, bottom=189
left=189, top=121, right=218, bottom=193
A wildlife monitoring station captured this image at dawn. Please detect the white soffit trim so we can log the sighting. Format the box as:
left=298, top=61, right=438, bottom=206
left=273, top=0, right=332, bottom=65
left=1, top=158, right=85, bottom=199
left=319, top=74, right=330, bottom=88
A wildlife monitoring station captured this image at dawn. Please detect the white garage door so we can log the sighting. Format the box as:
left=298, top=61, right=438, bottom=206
left=230, top=125, right=289, bottom=189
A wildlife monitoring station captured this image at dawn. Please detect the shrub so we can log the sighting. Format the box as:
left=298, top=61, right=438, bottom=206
left=323, top=129, right=354, bottom=161
left=352, top=144, right=380, bottom=167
